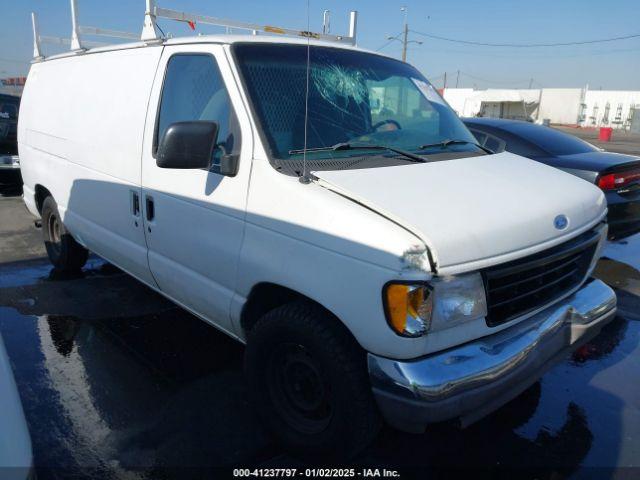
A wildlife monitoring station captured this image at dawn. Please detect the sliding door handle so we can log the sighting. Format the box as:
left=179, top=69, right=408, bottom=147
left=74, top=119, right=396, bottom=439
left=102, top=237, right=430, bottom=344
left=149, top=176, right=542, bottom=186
left=145, top=195, right=155, bottom=222
left=131, top=191, right=140, bottom=217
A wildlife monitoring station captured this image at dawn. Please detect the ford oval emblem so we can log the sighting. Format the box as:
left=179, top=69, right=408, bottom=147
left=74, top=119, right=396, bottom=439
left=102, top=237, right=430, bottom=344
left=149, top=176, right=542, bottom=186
left=554, top=215, right=569, bottom=230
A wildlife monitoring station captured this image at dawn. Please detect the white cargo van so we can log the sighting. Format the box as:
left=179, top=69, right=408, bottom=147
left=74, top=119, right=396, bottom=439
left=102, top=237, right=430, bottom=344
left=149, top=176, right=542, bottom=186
left=19, top=2, right=616, bottom=457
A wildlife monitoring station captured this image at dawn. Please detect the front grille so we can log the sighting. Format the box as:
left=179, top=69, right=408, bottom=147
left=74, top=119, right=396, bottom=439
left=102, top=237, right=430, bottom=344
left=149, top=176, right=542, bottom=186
left=483, top=225, right=603, bottom=327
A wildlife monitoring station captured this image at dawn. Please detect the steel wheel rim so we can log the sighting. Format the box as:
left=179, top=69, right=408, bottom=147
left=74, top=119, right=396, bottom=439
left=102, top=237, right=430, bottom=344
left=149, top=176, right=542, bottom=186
left=267, top=343, right=332, bottom=434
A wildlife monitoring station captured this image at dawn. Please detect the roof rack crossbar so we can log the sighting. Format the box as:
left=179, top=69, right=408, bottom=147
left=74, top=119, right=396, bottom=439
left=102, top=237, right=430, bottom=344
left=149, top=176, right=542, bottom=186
left=39, top=36, right=107, bottom=49
left=152, top=5, right=358, bottom=46
left=78, top=26, right=139, bottom=40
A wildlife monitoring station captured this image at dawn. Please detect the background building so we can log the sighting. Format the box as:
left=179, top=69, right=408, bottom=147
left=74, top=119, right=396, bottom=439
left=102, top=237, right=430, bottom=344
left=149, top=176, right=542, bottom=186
left=0, top=77, right=26, bottom=96
left=443, top=87, right=640, bottom=131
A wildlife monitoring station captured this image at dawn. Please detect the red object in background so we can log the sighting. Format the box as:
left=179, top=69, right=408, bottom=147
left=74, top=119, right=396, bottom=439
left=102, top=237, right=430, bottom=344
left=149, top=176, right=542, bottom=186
left=0, top=77, right=26, bottom=86
left=187, top=20, right=196, bottom=30
left=599, top=127, right=613, bottom=142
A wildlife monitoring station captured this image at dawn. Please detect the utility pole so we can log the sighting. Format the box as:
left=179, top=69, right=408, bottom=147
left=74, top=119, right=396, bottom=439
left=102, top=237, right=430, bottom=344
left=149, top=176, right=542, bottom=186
left=456, top=70, right=460, bottom=88
left=444, top=72, right=447, bottom=89
left=402, top=21, right=409, bottom=62
left=401, top=6, right=409, bottom=62
left=528, top=78, right=533, bottom=89
left=387, top=6, right=422, bottom=62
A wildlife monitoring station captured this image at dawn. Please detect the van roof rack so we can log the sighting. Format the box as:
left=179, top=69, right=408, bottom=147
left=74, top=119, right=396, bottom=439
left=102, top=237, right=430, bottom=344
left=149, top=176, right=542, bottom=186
left=32, top=0, right=358, bottom=61
left=31, top=12, right=107, bottom=60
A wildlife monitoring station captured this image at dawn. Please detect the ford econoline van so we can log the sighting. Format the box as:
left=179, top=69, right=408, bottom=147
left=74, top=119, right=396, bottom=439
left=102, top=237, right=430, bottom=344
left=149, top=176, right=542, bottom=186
left=19, top=5, right=616, bottom=457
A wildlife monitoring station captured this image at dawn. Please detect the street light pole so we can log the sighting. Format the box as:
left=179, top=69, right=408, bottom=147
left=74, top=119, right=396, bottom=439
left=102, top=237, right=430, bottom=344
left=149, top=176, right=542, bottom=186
left=386, top=6, right=422, bottom=62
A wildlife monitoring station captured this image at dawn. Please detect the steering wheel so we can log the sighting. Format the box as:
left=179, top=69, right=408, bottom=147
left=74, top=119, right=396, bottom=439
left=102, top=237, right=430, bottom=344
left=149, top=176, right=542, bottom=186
left=372, top=119, right=402, bottom=132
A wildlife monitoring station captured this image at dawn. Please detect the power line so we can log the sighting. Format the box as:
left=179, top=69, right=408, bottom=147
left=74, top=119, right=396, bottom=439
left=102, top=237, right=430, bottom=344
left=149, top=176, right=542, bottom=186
left=409, top=29, right=640, bottom=47
left=458, top=71, right=533, bottom=85
left=375, top=33, right=401, bottom=52
left=428, top=71, right=544, bottom=88
left=427, top=73, right=445, bottom=83
left=410, top=44, right=640, bottom=59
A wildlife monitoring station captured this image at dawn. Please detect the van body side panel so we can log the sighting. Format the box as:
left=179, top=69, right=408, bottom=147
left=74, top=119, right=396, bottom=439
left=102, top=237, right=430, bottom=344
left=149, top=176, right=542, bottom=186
left=19, top=47, right=163, bottom=285
left=233, top=159, right=435, bottom=359
left=17, top=68, right=40, bottom=217
left=140, top=45, right=254, bottom=334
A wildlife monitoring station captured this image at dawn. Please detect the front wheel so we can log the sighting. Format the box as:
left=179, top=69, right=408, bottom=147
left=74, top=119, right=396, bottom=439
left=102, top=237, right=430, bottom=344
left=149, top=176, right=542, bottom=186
left=41, top=196, right=88, bottom=272
left=245, top=301, right=381, bottom=459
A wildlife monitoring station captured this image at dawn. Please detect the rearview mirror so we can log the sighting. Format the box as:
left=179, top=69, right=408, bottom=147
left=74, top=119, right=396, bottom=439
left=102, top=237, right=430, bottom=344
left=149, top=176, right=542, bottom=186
left=156, top=121, right=219, bottom=169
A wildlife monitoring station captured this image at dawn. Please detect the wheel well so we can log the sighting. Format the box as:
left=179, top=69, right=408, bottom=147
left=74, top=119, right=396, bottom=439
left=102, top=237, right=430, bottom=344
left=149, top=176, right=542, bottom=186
left=34, top=185, right=52, bottom=214
left=241, top=283, right=319, bottom=334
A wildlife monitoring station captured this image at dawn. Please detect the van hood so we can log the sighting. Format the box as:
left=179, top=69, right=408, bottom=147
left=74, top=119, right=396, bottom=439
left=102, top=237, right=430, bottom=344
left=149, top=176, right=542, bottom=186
left=313, top=151, right=606, bottom=273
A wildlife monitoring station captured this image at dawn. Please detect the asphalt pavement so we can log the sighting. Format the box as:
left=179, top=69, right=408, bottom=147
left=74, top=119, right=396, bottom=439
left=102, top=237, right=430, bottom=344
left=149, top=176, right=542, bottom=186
left=554, top=126, right=640, bottom=157
left=0, top=188, right=639, bottom=478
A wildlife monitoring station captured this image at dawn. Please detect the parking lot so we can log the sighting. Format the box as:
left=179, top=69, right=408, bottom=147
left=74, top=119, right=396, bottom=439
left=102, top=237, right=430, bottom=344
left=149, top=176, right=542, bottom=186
left=554, top=126, right=640, bottom=157
left=0, top=186, right=638, bottom=478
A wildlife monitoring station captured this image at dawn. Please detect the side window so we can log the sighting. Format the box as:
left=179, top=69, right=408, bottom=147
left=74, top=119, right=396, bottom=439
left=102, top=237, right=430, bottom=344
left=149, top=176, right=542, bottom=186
left=0, top=101, right=18, bottom=119
left=156, top=54, right=241, bottom=173
left=468, top=128, right=505, bottom=153
left=502, top=137, right=545, bottom=158
left=469, top=129, right=488, bottom=146
left=484, top=135, right=505, bottom=153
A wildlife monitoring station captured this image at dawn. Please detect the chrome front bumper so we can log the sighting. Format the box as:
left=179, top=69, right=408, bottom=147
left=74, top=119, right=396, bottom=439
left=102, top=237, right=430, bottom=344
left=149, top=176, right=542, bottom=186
left=368, top=279, right=617, bottom=433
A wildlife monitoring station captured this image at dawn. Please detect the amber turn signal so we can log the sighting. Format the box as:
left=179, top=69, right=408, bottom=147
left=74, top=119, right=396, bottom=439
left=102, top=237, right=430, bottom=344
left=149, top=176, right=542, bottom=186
left=383, top=283, right=432, bottom=337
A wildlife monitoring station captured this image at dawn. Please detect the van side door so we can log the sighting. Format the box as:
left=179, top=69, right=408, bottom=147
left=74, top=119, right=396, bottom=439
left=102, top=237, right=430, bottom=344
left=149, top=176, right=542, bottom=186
left=140, top=45, right=252, bottom=337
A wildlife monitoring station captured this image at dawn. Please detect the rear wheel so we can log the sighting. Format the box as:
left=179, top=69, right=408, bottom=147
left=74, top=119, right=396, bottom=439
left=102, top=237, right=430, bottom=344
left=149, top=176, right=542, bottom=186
left=245, top=301, right=381, bottom=459
left=42, top=196, right=88, bottom=271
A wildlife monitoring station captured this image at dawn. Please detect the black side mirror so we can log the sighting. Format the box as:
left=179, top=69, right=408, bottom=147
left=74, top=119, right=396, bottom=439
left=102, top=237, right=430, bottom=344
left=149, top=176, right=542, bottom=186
left=157, top=121, right=219, bottom=169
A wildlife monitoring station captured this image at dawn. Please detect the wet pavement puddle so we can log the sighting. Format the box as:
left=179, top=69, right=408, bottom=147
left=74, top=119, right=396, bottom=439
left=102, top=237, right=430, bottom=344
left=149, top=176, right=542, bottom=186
left=0, top=250, right=639, bottom=478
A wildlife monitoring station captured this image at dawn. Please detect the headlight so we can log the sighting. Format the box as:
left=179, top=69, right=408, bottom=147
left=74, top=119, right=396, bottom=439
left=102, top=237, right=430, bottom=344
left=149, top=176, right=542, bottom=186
left=383, top=273, right=487, bottom=337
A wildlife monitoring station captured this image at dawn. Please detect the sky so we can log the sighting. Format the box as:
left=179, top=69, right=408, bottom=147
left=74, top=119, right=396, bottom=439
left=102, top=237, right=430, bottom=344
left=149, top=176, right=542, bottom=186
left=1, top=0, right=639, bottom=90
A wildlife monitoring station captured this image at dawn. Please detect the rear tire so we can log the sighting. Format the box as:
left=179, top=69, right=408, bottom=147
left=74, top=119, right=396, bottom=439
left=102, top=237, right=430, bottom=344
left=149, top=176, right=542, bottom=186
left=42, top=196, right=88, bottom=271
left=245, top=301, right=381, bottom=460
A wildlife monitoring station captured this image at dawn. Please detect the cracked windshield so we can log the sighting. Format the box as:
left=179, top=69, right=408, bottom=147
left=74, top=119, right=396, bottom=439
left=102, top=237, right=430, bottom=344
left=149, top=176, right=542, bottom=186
left=234, top=43, right=482, bottom=170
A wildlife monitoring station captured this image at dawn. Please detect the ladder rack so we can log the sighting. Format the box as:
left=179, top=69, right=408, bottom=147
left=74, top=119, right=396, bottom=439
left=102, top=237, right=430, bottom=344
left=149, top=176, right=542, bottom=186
left=78, top=26, right=140, bottom=41
left=31, top=12, right=107, bottom=59
left=32, top=0, right=359, bottom=60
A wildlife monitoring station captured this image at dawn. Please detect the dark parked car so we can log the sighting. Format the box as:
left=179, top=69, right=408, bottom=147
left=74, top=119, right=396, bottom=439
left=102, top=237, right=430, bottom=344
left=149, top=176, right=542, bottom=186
left=464, top=117, right=640, bottom=239
left=0, top=94, right=22, bottom=187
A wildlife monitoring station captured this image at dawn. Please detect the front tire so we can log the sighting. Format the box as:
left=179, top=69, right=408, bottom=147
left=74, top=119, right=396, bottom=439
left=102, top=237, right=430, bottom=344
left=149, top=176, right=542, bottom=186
left=245, top=301, right=381, bottom=459
left=42, top=196, right=88, bottom=271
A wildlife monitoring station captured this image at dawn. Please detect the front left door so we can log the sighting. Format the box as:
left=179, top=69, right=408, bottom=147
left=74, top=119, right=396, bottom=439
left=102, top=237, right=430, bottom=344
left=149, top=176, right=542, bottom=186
left=140, top=45, right=253, bottom=335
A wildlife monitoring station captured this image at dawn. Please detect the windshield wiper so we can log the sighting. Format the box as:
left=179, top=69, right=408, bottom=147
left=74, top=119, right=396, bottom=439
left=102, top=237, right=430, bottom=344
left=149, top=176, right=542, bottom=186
left=288, top=142, right=426, bottom=163
left=418, top=139, right=493, bottom=154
